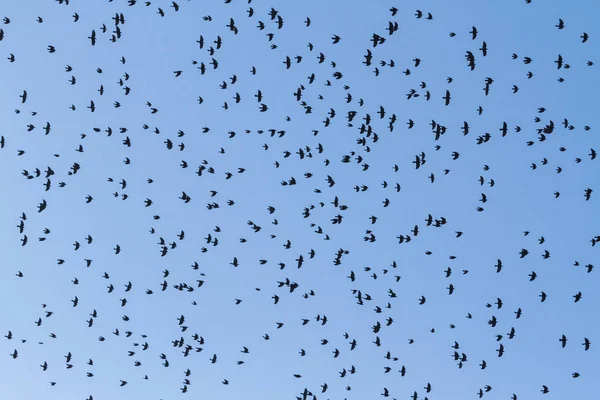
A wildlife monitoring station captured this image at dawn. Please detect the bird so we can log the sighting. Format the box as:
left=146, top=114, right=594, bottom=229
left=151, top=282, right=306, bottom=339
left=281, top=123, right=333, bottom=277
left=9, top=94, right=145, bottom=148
left=88, top=30, right=96, bottom=45
left=541, top=385, right=550, bottom=394
left=560, top=335, right=568, bottom=348
left=582, top=338, right=591, bottom=351
left=443, top=90, right=451, bottom=105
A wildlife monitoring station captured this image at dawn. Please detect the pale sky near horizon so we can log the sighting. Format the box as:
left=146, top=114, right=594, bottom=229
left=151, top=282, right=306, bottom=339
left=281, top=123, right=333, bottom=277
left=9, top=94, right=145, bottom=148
left=0, top=1, right=598, bottom=399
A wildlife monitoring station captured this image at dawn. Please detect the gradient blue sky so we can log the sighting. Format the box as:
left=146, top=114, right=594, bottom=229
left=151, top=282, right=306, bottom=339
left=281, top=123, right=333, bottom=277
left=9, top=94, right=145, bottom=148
left=1, top=0, right=598, bottom=399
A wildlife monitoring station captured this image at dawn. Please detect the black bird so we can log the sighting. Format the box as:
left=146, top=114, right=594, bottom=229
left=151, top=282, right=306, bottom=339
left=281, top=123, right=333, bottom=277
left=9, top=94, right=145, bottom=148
left=582, top=338, right=591, bottom=350
left=560, top=335, right=568, bottom=348
left=443, top=90, right=451, bottom=105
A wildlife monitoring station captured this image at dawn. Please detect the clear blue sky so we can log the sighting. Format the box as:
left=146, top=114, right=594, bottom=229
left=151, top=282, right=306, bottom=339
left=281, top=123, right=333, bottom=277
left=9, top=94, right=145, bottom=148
left=1, top=0, right=598, bottom=399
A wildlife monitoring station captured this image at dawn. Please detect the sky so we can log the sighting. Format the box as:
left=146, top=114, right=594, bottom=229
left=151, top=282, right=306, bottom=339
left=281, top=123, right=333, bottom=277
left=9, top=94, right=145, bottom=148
left=0, top=0, right=598, bottom=399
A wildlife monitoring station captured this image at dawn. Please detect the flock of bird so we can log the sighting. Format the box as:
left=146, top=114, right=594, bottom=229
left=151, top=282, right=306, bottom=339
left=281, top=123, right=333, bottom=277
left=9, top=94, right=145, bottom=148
left=1, top=1, right=597, bottom=399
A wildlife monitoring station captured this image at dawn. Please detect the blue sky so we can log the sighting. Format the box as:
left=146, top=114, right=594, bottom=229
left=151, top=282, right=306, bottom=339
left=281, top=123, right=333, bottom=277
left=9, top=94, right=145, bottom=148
left=1, top=0, right=598, bottom=399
